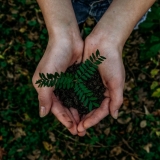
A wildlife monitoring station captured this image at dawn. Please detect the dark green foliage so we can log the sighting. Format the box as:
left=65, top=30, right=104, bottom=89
left=36, top=50, right=106, bottom=110
left=1, top=1, right=160, bottom=160
left=139, top=2, right=160, bottom=60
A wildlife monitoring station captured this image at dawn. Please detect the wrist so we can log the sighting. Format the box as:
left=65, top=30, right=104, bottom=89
left=87, top=27, right=124, bottom=57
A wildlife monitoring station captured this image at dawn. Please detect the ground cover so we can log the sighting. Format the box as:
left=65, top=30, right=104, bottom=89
left=0, top=0, right=160, bottom=160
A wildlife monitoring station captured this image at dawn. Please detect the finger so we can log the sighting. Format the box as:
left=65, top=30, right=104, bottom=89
left=69, top=107, right=80, bottom=124
left=51, top=96, right=78, bottom=135
left=77, top=115, right=88, bottom=136
left=38, top=88, right=53, bottom=117
left=80, top=98, right=110, bottom=130
left=109, top=87, right=123, bottom=119
left=78, top=110, right=96, bottom=132
left=64, top=108, right=78, bottom=135
left=78, top=130, right=86, bottom=137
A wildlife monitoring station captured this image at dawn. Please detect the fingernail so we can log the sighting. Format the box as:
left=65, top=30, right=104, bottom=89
left=113, top=110, right=119, bottom=119
left=40, top=106, right=46, bottom=118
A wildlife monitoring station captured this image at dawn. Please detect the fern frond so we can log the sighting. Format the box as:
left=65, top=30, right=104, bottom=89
left=35, top=72, right=59, bottom=87
left=75, top=50, right=106, bottom=82
left=74, top=83, right=98, bottom=111
left=55, top=72, right=74, bottom=89
left=36, top=50, right=105, bottom=112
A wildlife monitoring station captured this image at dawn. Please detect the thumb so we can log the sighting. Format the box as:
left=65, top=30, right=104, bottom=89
left=109, top=87, right=123, bottom=119
left=38, top=88, right=53, bottom=117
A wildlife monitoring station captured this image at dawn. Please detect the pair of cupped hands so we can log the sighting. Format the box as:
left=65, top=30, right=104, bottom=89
left=32, top=24, right=125, bottom=136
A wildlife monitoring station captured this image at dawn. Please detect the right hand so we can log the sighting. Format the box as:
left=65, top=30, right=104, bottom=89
left=77, top=28, right=125, bottom=136
left=32, top=30, right=84, bottom=135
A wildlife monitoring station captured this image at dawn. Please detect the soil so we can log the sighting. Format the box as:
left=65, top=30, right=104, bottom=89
left=54, top=64, right=106, bottom=115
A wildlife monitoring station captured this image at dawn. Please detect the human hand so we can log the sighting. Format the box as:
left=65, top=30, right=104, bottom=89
left=77, top=29, right=125, bottom=136
left=32, top=30, right=84, bottom=135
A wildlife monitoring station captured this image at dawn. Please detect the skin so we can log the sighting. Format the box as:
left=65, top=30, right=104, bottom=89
left=32, top=0, right=155, bottom=136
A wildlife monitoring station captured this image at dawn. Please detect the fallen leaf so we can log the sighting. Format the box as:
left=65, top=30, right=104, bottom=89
left=48, top=132, right=56, bottom=143
left=131, top=156, right=136, bottom=160
left=33, top=150, right=41, bottom=159
left=137, top=88, right=147, bottom=103
left=42, top=141, right=53, bottom=151
left=143, top=105, right=150, bottom=115
left=27, top=154, right=36, bottom=160
left=121, top=156, right=127, bottom=160
left=140, top=120, right=147, bottom=128
left=12, top=127, right=26, bottom=139
left=126, top=122, right=133, bottom=133
left=150, top=69, right=159, bottom=78
left=110, top=146, right=122, bottom=157
left=156, top=131, right=160, bottom=137
left=150, top=81, right=159, bottom=90
left=16, top=122, right=26, bottom=128
left=23, top=113, right=31, bottom=121
left=104, top=128, right=110, bottom=136
left=19, top=27, right=26, bottom=33
left=143, top=143, right=152, bottom=153
left=117, top=117, right=131, bottom=124
left=152, top=88, right=160, bottom=98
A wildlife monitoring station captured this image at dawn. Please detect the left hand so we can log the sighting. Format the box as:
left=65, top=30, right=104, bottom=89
left=77, top=27, right=125, bottom=136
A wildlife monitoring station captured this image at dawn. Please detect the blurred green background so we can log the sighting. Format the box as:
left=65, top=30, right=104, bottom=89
left=0, top=0, right=160, bottom=160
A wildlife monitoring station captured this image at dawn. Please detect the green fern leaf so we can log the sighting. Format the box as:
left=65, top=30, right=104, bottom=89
left=100, top=56, right=106, bottom=60
left=86, top=92, right=93, bottom=97
left=81, top=95, right=85, bottom=102
left=96, top=50, right=100, bottom=57
left=75, top=74, right=78, bottom=79
left=52, top=79, right=57, bottom=87
left=77, top=70, right=82, bottom=76
left=89, top=56, right=93, bottom=62
left=89, top=66, right=97, bottom=72
left=71, top=83, right=74, bottom=88
left=41, top=73, right=48, bottom=80
left=93, top=102, right=99, bottom=107
left=98, top=57, right=105, bottom=62
left=55, top=72, right=60, bottom=78
left=47, top=73, right=52, bottom=79
left=94, top=60, right=102, bottom=65
left=39, top=73, right=43, bottom=79
left=41, top=80, right=46, bottom=87
left=84, top=98, right=89, bottom=107
left=89, top=102, right=93, bottom=111
left=79, top=66, right=85, bottom=73
left=81, top=76, right=87, bottom=81
left=89, top=97, right=98, bottom=101
left=35, top=79, right=42, bottom=84
left=67, top=83, right=70, bottom=89
left=79, top=92, right=83, bottom=100
left=74, top=84, right=79, bottom=92
left=86, top=69, right=94, bottom=75
left=88, top=60, right=98, bottom=68
left=84, top=72, right=91, bottom=78
left=81, top=63, right=87, bottom=71
left=92, top=53, right=96, bottom=60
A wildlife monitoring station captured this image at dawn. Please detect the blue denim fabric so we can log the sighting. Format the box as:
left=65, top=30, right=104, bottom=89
left=71, top=0, right=150, bottom=29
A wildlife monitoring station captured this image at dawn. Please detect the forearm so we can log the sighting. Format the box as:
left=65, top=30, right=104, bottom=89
left=93, top=0, right=155, bottom=47
left=37, top=0, right=79, bottom=37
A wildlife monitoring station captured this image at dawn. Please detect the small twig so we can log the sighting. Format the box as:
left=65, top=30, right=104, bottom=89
left=55, top=130, right=108, bottom=148
left=121, top=148, right=139, bottom=159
